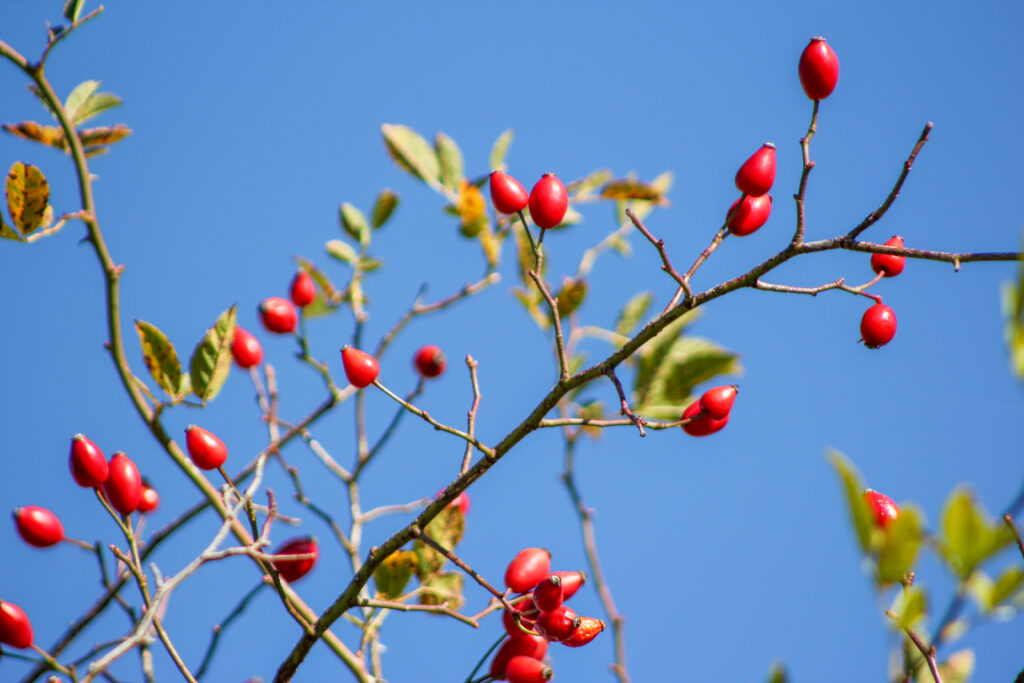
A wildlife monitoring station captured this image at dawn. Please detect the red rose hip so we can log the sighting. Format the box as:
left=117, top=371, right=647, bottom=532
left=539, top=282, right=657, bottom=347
left=104, top=452, right=142, bottom=515
left=528, top=173, right=568, bottom=230
left=860, top=303, right=897, bottom=349
left=231, top=326, right=263, bottom=368
left=413, top=345, right=446, bottom=378
left=699, top=385, right=738, bottom=420
left=0, top=601, right=32, bottom=649
left=681, top=400, right=730, bottom=437
left=490, top=171, right=530, bottom=215
left=503, top=599, right=539, bottom=639
left=563, top=616, right=605, bottom=647
left=290, top=270, right=316, bottom=308
left=489, top=634, right=548, bottom=681
left=505, top=547, right=551, bottom=593
left=69, top=434, right=108, bottom=487
left=534, top=604, right=580, bottom=642
left=798, top=36, right=840, bottom=101
left=551, top=571, right=586, bottom=600
left=258, top=297, right=298, bottom=334
left=13, top=506, right=64, bottom=547
left=340, top=346, right=380, bottom=388
left=273, top=536, right=319, bottom=582
left=871, top=236, right=906, bottom=277
left=735, top=143, right=776, bottom=197
left=185, top=425, right=228, bottom=470
left=726, top=194, right=772, bottom=236
left=505, top=655, right=554, bottom=683
left=864, top=489, right=900, bottom=528
left=532, top=574, right=564, bottom=613
left=138, top=482, right=160, bottom=513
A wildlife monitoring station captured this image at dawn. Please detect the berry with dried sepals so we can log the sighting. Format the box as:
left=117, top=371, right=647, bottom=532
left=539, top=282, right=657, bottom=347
left=231, top=326, right=263, bottom=368
left=735, top=143, right=776, bottom=197
left=533, top=574, right=564, bottom=613
left=290, top=270, right=316, bottom=308
left=528, top=173, right=568, bottom=230
left=562, top=616, right=606, bottom=647
left=104, top=452, right=142, bottom=515
left=414, top=345, right=446, bottom=378
left=798, top=36, right=840, bottom=100
left=681, top=400, right=730, bottom=437
left=489, top=634, right=548, bottom=681
left=534, top=604, right=580, bottom=642
left=258, top=297, right=298, bottom=334
left=699, top=385, right=738, bottom=420
left=860, top=303, right=897, bottom=349
left=505, top=655, right=554, bottom=683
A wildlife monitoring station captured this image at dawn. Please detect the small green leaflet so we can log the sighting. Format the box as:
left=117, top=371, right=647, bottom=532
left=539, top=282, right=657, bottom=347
left=339, top=202, right=370, bottom=246
left=434, top=132, right=463, bottom=191
left=189, top=305, right=236, bottom=403
left=489, top=128, right=514, bottom=171
left=371, top=189, right=399, bottom=228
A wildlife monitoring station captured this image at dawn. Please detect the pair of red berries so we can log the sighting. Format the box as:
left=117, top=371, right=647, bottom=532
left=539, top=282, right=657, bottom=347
left=492, top=548, right=604, bottom=682
left=859, top=235, right=905, bottom=349
left=682, top=385, right=738, bottom=437
left=272, top=536, right=319, bottom=582
left=257, top=270, right=317, bottom=336
left=70, top=435, right=146, bottom=515
left=726, top=144, right=777, bottom=236
left=340, top=344, right=447, bottom=388
left=864, top=489, right=900, bottom=528
left=489, top=171, right=569, bottom=231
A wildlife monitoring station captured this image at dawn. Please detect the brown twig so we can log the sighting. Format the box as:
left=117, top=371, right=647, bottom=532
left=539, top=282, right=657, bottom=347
left=605, top=368, right=646, bottom=436
left=411, top=530, right=516, bottom=615
left=624, top=208, right=691, bottom=302
left=792, top=99, right=819, bottom=245
left=886, top=611, right=943, bottom=683
left=754, top=277, right=881, bottom=302
left=461, top=355, right=483, bottom=474
left=1004, top=514, right=1024, bottom=561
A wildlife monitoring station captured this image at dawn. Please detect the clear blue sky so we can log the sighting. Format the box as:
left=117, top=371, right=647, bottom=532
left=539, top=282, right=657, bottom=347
left=1, top=2, right=1023, bottom=682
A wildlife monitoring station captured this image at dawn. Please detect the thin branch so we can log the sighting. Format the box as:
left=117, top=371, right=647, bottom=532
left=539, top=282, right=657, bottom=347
left=356, top=598, right=479, bottom=628
left=754, top=277, right=881, bottom=302
left=355, top=380, right=425, bottom=479
left=886, top=611, right=943, bottom=683
left=605, top=368, right=646, bottom=436
left=194, top=583, right=266, bottom=680
left=792, top=99, right=819, bottom=245
left=412, top=530, right=516, bottom=615
left=1005, top=514, right=1024, bottom=561
left=358, top=498, right=430, bottom=524
left=461, top=355, right=483, bottom=474
left=624, top=208, right=690, bottom=301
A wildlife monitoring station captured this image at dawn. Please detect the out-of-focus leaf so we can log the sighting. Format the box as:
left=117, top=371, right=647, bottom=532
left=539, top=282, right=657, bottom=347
left=622, top=171, right=674, bottom=223
left=371, top=189, right=399, bottom=229
left=84, top=146, right=110, bottom=158
left=294, top=256, right=339, bottom=301
left=488, top=128, right=513, bottom=171
left=878, top=506, right=924, bottom=584
left=381, top=124, right=440, bottom=187
left=577, top=399, right=605, bottom=441
left=413, top=506, right=464, bottom=579
left=339, top=202, right=370, bottom=247
left=1001, top=243, right=1024, bottom=380
left=989, top=566, right=1024, bottom=609
left=189, top=305, right=236, bottom=403
left=434, top=132, right=463, bottom=191
left=326, top=238, right=358, bottom=265
left=600, top=177, right=668, bottom=204
left=544, top=205, right=582, bottom=230
left=418, top=571, right=464, bottom=609
left=63, top=0, right=86, bottom=22
left=514, top=219, right=542, bottom=288
left=890, top=586, right=927, bottom=629
left=633, top=313, right=698, bottom=406
left=135, top=320, right=184, bottom=399
left=77, top=125, right=131, bottom=147
left=555, top=278, right=587, bottom=318
left=940, top=487, right=1013, bottom=579
left=478, top=223, right=501, bottom=268
left=1, top=217, right=23, bottom=241
left=373, top=550, right=418, bottom=600
left=915, top=650, right=974, bottom=683
left=73, top=92, right=122, bottom=125
left=829, top=451, right=874, bottom=554
left=64, top=80, right=100, bottom=122
left=568, top=168, right=612, bottom=197
left=765, top=661, right=788, bottom=683
left=616, top=292, right=653, bottom=337
left=2, top=122, right=65, bottom=149
left=300, top=292, right=338, bottom=319
left=512, top=289, right=547, bottom=328
left=966, top=570, right=994, bottom=611
left=358, top=257, right=383, bottom=272
left=635, top=333, right=740, bottom=414
left=456, top=179, right=488, bottom=237
left=6, top=162, right=50, bottom=235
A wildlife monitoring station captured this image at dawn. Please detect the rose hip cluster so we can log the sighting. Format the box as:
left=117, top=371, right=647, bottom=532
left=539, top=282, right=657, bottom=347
left=681, top=385, right=738, bottom=437
left=489, top=170, right=569, bottom=230
left=490, top=548, right=603, bottom=682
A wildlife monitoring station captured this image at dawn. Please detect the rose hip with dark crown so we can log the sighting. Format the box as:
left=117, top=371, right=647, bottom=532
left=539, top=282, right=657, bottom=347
left=505, top=547, right=551, bottom=593
left=489, top=170, right=530, bottom=215
left=185, top=425, right=228, bottom=471
left=413, top=345, right=446, bottom=378
left=69, top=434, right=108, bottom=488
left=562, top=616, right=605, bottom=647
left=13, top=506, right=64, bottom=547
left=258, top=296, right=298, bottom=334
left=532, top=574, right=564, bottom=613
left=341, top=346, right=379, bottom=388
left=290, top=270, right=316, bottom=308
left=0, top=601, right=32, bottom=649
left=231, top=326, right=263, bottom=368
left=528, top=173, right=568, bottom=230
left=104, top=452, right=142, bottom=515
left=798, top=36, right=840, bottom=100
left=860, top=303, right=897, bottom=349
left=735, top=143, right=776, bottom=197
left=534, top=604, right=580, bottom=642
left=726, top=194, right=772, bottom=236
left=551, top=570, right=586, bottom=600
left=273, top=537, right=319, bottom=582
left=505, top=655, right=554, bottom=683
left=871, top=236, right=906, bottom=277
left=489, top=634, right=548, bottom=681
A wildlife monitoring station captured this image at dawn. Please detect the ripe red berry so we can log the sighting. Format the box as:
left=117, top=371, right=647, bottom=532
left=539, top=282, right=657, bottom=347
left=231, top=326, right=263, bottom=369
left=528, top=173, right=569, bottom=230
left=726, top=194, right=772, bottom=236
left=860, top=303, right=897, bottom=349
left=69, top=434, right=108, bottom=488
left=138, top=482, right=160, bottom=513
left=489, top=634, right=548, bottom=681
left=562, top=616, right=606, bottom=647
left=534, top=604, right=580, bottom=643
left=185, top=425, right=228, bottom=471
left=340, top=346, right=380, bottom=388
left=490, top=170, right=530, bottom=215
left=258, top=297, right=298, bottom=334
left=681, top=400, right=730, bottom=437
left=871, top=235, right=906, bottom=277
left=503, top=599, right=539, bottom=639
left=864, top=489, right=900, bottom=528
left=273, top=536, right=319, bottom=582
left=735, top=143, right=776, bottom=197
left=0, top=601, right=33, bottom=649
left=13, top=506, right=64, bottom=548
left=551, top=571, right=586, bottom=600
left=104, top=452, right=142, bottom=515
left=505, top=655, right=553, bottom=683
left=699, top=385, right=738, bottom=420
left=290, top=270, right=316, bottom=308
left=505, top=548, right=552, bottom=594
left=414, top=345, right=446, bottom=378
left=532, top=574, right=564, bottom=613
left=798, top=36, right=840, bottom=101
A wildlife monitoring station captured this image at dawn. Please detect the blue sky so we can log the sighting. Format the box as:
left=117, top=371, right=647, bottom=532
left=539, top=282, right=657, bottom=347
left=1, top=2, right=1023, bottom=682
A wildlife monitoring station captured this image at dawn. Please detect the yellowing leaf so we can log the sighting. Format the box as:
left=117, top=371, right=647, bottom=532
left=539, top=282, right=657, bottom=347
left=381, top=124, right=441, bottom=187
left=326, top=238, right=358, bottom=264
left=418, top=571, right=464, bottom=608
left=339, top=203, right=370, bottom=246
left=488, top=128, right=514, bottom=171
left=77, top=125, right=131, bottom=147
left=371, top=189, right=399, bottom=229
left=373, top=550, right=418, bottom=600
left=6, top=162, right=50, bottom=235
left=189, top=305, right=236, bottom=403
left=434, top=132, right=463, bottom=191
left=600, top=178, right=668, bottom=204
left=64, top=80, right=101, bottom=122
left=136, top=320, right=184, bottom=399
left=2, top=122, right=66, bottom=149
left=555, top=278, right=587, bottom=318
left=878, top=506, right=924, bottom=584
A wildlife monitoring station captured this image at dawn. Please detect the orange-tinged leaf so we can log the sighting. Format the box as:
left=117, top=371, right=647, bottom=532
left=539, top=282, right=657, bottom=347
left=6, top=162, right=50, bottom=235
left=2, top=122, right=66, bottom=149
left=600, top=178, right=667, bottom=204
left=373, top=550, right=418, bottom=600
left=77, top=125, right=131, bottom=147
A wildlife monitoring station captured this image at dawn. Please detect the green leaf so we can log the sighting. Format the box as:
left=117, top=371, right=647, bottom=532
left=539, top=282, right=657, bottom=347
left=63, top=0, right=86, bottom=22
left=1001, top=243, right=1024, bottom=381
left=878, top=505, right=924, bottom=584
left=514, top=218, right=543, bottom=289
left=418, top=571, right=464, bottom=609
left=635, top=333, right=740, bottom=416
left=434, top=132, right=463, bottom=191
left=73, top=92, right=122, bottom=126
left=135, top=320, right=184, bottom=399
left=373, top=550, right=418, bottom=600
left=5, top=162, right=50, bottom=235
left=632, top=313, right=697, bottom=406
left=326, top=238, right=358, bottom=265
left=64, top=80, right=100, bottom=122
left=940, top=487, right=1013, bottom=578
left=989, top=566, right=1024, bottom=609
left=413, top=505, right=465, bottom=579
left=358, top=257, right=383, bottom=272
left=1, top=214, right=23, bottom=241
left=615, top=292, right=653, bottom=337
left=488, top=128, right=514, bottom=171
left=577, top=399, right=605, bottom=441
left=890, top=586, right=927, bottom=629
left=829, top=451, right=874, bottom=554
left=371, top=189, right=399, bottom=229
left=381, top=124, right=440, bottom=187
left=189, top=305, right=236, bottom=403
left=569, top=168, right=613, bottom=197
left=554, top=278, right=587, bottom=318
left=339, top=202, right=370, bottom=247
left=765, top=661, right=788, bottom=683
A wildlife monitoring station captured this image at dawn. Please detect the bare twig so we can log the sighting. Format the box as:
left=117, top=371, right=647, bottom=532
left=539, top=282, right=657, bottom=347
left=792, top=99, right=819, bottom=245
left=624, top=208, right=691, bottom=302
left=461, top=355, right=483, bottom=474
left=1005, top=514, right=1024, bottom=561
left=886, top=611, right=943, bottom=683
left=605, top=368, right=646, bottom=436
left=412, top=530, right=516, bottom=615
